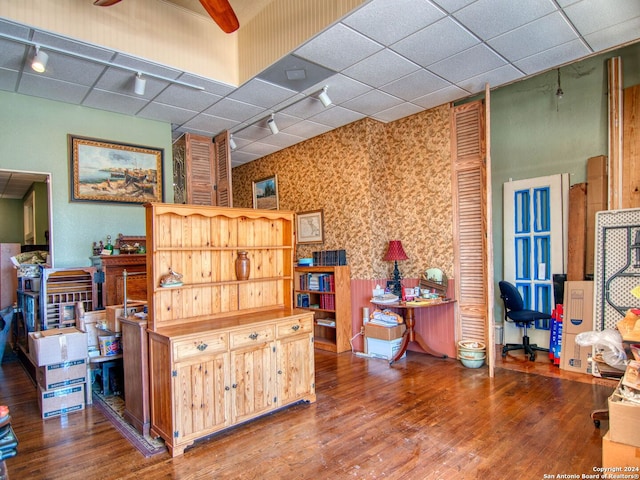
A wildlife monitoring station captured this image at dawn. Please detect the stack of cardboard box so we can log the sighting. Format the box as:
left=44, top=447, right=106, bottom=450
left=364, top=323, right=406, bottom=360
left=560, top=281, right=594, bottom=375
left=603, top=362, right=640, bottom=467
left=28, top=327, right=88, bottom=419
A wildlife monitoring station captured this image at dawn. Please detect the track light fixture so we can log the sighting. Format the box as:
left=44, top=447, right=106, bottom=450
left=267, top=114, right=279, bottom=135
left=318, top=86, right=332, bottom=107
left=229, top=134, right=237, bottom=151
left=134, top=72, right=146, bottom=95
left=31, top=46, right=48, bottom=73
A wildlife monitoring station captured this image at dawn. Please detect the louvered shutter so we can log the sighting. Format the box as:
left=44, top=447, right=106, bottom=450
left=451, top=101, right=489, bottom=347
left=185, top=133, right=216, bottom=205
left=214, top=131, right=232, bottom=207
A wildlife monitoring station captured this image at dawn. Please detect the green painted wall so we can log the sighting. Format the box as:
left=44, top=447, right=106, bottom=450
left=0, top=198, right=23, bottom=243
left=0, top=92, right=173, bottom=267
left=490, top=41, right=640, bottom=321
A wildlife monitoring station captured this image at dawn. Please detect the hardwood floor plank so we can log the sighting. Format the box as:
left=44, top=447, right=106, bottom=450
left=1, top=348, right=611, bottom=479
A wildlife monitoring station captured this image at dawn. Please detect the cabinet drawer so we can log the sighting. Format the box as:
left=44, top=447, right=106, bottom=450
left=173, top=333, right=228, bottom=361
left=230, top=326, right=275, bottom=349
left=276, top=316, right=313, bottom=339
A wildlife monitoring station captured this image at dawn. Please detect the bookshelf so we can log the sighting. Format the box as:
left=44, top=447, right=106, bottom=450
left=294, top=265, right=351, bottom=353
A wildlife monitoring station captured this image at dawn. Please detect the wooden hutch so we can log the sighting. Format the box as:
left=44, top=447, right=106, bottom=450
left=144, top=203, right=316, bottom=456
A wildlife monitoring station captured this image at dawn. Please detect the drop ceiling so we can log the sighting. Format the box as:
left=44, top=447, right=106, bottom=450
left=1, top=0, right=639, bottom=170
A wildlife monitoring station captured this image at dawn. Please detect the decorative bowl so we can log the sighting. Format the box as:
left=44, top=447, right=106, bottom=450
left=460, top=356, right=486, bottom=368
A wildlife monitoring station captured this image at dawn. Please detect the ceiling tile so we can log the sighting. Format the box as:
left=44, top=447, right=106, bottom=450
left=0, top=67, right=18, bottom=91
left=137, top=102, right=198, bottom=125
left=233, top=124, right=272, bottom=142
left=453, top=0, right=557, bottom=39
left=514, top=39, right=591, bottom=75
left=380, top=68, right=451, bottom=101
left=341, top=89, right=404, bottom=115
left=228, top=78, right=297, bottom=108
left=391, top=16, right=479, bottom=67
left=412, top=84, right=468, bottom=109
left=256, top=54, right=336, bottom=93
left=154, top=83, right=221, bottom=111
left=181, top=113, right=236, bottom=134
left=94, top=67, right=169, bottom=98
left=563, top=0, right=640, bottom=36
left=230, top=150, right=262, bottom=167
left=371, top=102, right=424, bottom=122
left=303, top=74, right=372, bottom=105
left=82, top=89, right=147, bottom=115
left=294, top=23, right=384, bottom=72
left=342, top=48, right=420, bottom=88
left=583, top=16, right=640, bottom=51
left=281, top=120, right=334, bottom=138
left=175, top=73, right=235, bottom=96
left=308, top=105, right=366, bottom=128
left=428, top=44, right=507, bottom=83
left=18, top=74, right=90, bottom=104
left=488, top=12, right=579, bottom=62
left=204, top=97, right=265, bottom=122
left=457, top=64, right=524, bottom=94
left=343, top=0, right=446, bottom=46
left=0, top=40, right=27, bottom=71
left=35, top=53, right=106, bottom=86
left=432, top=0, right=476, bottom=13
left=257, top=131, right=306, bottom=148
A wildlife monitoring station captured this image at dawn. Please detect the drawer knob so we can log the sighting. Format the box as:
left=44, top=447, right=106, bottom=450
left=225, top=386, right=230, bottom=391
left=232, top=383, right=238, bottom=389
left=291, top=325, right=300, bottom=331
left=248, top=332, right=259, bottom=340
left=197, top=343, right=208, bottom=351
left=278, top=370, right=282, bottom=375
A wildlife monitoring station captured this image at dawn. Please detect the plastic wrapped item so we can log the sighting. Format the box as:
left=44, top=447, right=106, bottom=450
left=576, top=329, right=628, bottom=370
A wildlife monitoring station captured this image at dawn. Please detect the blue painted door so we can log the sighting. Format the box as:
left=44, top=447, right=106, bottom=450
left=503, top=174, right=569, bottom=349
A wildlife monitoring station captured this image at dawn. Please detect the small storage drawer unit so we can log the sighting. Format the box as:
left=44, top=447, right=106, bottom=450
left=173, top=332, right=229, bottom=361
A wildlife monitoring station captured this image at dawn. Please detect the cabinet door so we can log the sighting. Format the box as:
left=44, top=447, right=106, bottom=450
left=173, top=352, right=229, bottom=443
left=277, top=333, right=315, bottom=406
left=230, top=342, right=275, bottom=424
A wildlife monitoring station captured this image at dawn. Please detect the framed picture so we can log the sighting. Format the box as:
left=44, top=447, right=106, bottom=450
left=69, top=134, right=164, bottom=204
left=296, top=209, right=324, bottom=244
left=252, top=175, right=279, bottom=210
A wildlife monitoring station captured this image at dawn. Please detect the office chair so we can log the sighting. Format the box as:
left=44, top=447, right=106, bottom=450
left=499, top=280, right=551, bottom=361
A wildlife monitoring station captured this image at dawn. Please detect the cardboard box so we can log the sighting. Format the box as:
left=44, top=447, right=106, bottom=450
left=603, top=430, right=640, bottom=468
left=560, top=332, right=593, bottom=374
left=105, top=301, right=146, bottom=333
left=562, top=281, right=594, bottom=335
left=38, top=383, right=86, bottom=419
left=609, top=389, right=640, bottom=447
left=37, top=358, right=87, bottom=390
left=28, top=328, right=88, bottom=366
left=364, top=323, right=406, bottom=341
left=366, top=337, right=406, bottom=361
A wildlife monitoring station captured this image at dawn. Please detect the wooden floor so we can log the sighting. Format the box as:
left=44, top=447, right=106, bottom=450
left=1, top=347, right=614, bottom=480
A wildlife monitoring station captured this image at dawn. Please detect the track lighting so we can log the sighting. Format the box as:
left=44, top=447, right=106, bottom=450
left=229, top=134, right=237, bottom=151
left=31, top=46, right=48, bottom=73
left=267, top=114, right=279, bottom=135
left=318, top=86, right=332, bottom=107
left=134, top=72, right=146, bottom=95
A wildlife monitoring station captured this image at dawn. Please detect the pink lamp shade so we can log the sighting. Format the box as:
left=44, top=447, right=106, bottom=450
left=383, top=240, right=408, bottom=262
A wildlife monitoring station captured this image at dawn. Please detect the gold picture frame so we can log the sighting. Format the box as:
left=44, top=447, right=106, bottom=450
left=69, top=134, right=163, bottom=204
left=296, top=209, right=324, bottom=244
left=252, top=174, right=279, bottom=210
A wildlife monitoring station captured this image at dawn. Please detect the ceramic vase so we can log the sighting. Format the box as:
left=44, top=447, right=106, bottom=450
left=235, top=251, right=250, bottom=280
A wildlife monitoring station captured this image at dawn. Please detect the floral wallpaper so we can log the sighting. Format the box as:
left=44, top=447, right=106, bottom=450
left=232, top=104, right=453, bottom=282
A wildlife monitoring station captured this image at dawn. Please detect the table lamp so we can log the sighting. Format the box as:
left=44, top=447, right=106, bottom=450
left=383, top=240, right=408, bottom=298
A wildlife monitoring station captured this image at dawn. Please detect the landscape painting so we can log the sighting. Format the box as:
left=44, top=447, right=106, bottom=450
left=69, top=135, right=163, bottom=204
left=252, top=175, right=279, bottom=210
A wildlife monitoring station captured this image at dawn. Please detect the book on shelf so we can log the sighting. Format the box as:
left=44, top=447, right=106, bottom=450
left=312, top=249, right=347, bottom=266
left=299, top=273, right=335, bottom=292
left=296, top=293, right=310, bottom=308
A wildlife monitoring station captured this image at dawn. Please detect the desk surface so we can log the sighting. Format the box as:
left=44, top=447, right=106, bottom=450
left=371, top=298, right=455, bottom=309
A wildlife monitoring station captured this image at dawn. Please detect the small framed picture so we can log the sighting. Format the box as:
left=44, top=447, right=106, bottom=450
left=252, top=175, right=279, bottom=210
left=296, top=209, right=324, bottom=244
